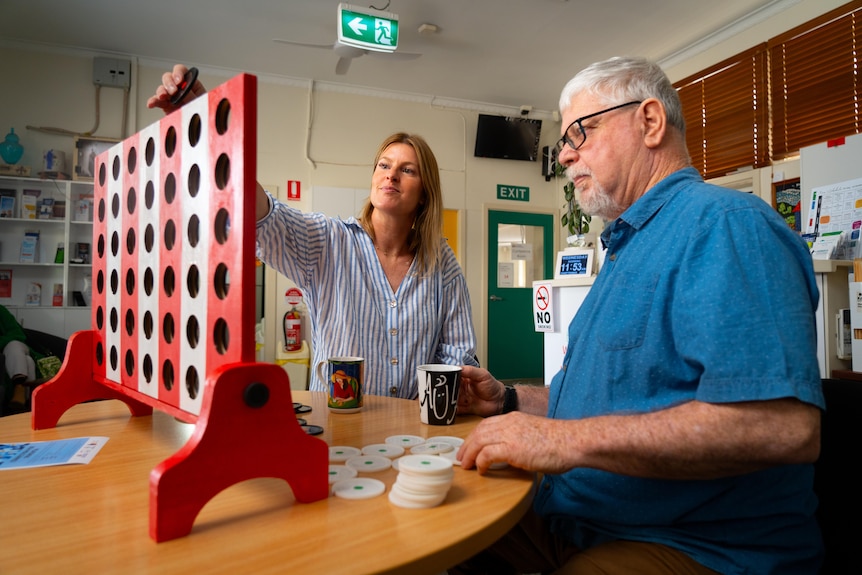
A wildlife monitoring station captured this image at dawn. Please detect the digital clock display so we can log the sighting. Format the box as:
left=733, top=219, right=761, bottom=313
left=559, top=253, right=589, bottom=275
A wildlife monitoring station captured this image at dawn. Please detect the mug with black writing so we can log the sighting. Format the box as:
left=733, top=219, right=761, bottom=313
left=417, top=364, right=461, bottom=425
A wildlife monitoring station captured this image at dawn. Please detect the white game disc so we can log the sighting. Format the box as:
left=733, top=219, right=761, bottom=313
left=427, top=435, right=464, bottom=448
left=328, top=464, right=358, bottom=484
left=362, top=443, right=405, bottom=458
left=385, top=434, right=426, bottom=448
left=329, top=446, right=361, bottom=462
left=439, top=449, right=462, bottom=466
left=345, top=454, right=392, bottom=473
left=396, top=454, right=454, bottom=476
left=388, top=486, right=448, bottom=509
left=332, top=478, right=386, bottom=500
left=410, top=442, right=454, bottom=455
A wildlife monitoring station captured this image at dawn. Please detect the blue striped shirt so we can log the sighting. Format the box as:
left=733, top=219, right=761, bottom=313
left=256, top=195, right=478, bottom=398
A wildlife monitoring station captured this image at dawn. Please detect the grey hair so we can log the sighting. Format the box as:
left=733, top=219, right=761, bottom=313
left=559, top=56, right=685, bottom=134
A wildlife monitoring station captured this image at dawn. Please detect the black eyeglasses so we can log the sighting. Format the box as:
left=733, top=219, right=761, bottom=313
left=554, top=101, right=642, bottom=156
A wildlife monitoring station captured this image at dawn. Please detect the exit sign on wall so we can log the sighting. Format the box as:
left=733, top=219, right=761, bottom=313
left=497, top=185, right=530, bottom=202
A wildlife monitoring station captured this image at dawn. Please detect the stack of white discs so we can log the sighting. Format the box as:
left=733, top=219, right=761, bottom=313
left=389, top=454, right=454, bottom=509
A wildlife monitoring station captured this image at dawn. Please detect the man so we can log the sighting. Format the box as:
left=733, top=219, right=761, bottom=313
left=455, top=57, right=823, bottom=574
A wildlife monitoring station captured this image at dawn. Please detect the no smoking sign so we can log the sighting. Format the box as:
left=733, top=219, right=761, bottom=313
left=533, top=281, right=554, bottom=332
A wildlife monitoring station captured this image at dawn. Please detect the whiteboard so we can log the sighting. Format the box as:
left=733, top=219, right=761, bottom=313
left=800, top=132, right=862, bottom=234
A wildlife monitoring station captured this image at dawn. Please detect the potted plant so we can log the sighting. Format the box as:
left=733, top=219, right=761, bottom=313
left=555, top=161, right=591, bottom=246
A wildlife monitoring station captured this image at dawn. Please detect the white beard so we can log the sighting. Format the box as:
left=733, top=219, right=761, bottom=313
left=565, top=165, right=620, bottom=221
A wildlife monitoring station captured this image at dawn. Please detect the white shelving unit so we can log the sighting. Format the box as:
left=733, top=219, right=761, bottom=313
left=0, top=175, right=93, bottom=338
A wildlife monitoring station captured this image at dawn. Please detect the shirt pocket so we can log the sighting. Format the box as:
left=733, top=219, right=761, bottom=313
left=595, top=272, right=658, bottom=350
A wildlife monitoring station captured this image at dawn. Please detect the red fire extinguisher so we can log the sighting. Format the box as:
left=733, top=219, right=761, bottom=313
left=283, top=309, right=302, bottom=352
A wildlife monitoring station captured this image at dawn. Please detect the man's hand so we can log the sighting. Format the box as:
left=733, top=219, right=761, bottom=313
left=457, top=411, right=577, bottom=475
left=456, top=365, right=505, bottom=417
left=146, top=64, right=207, bottom=113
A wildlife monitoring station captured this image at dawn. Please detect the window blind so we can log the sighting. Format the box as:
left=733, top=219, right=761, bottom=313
left=675, top=45, right=769, bottom=180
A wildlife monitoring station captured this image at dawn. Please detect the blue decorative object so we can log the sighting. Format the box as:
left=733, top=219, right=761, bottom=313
left=0, top=128, right=24, bottom=165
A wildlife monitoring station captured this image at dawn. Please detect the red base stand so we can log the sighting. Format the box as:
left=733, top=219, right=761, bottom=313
left=31, top=331, right=153, bottom=430
left=30, top=332, right=329, bottom=542
left=149, top=362, right=329, bottom=542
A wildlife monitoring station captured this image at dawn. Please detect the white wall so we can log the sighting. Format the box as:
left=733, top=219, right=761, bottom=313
left=1, top=45, right=561, bottom=364
left=663, top=0, right=848, bottom=82
left=0, top=0, right=844, bottom=361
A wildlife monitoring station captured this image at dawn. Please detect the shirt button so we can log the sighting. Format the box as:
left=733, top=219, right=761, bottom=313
left=390, top=358, right=398, bottom=365
left=389, top=328, right=398, bottom=336
left=389, top=386, right=398, bottom=396
left=609, top=253, right=616, bottom=261
left=389, top=300, right=397, bottom=308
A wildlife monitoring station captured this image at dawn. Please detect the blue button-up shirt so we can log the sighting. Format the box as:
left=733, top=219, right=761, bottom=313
left=536, top=168, right=824, bottom=574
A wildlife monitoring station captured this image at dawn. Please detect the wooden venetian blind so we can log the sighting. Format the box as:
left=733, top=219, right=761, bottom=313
left=769, top=0, right=862, bottom=160
left=675, top=45, right=769, bottom=180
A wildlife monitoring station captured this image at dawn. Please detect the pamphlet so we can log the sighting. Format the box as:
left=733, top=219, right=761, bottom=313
left=38, top=198, right=54, bottom=219
left=0, top=192, right=14, bottom=218
left=25, top=281, right=41, bottom=306
left=0, top=437, right=109, bottom=470
left=21, top=191, right=39, bottom=219
left=19, top=232, right=39, bottom=263
left=52, top=282, right=63, bottom=306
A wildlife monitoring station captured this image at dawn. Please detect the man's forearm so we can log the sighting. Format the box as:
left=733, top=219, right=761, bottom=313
left=565, top=398, right=821, bottom=480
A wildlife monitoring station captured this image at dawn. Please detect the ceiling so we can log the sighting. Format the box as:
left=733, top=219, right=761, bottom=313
left=1, top=0, right=788, bottom=114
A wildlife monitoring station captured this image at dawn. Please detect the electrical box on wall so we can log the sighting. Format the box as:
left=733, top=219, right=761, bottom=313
left=93, top=57, right=131, bottom=88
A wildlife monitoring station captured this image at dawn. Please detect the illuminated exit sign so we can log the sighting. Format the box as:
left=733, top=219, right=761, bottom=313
left=338, top=3, right=399, bottom=52
left=497, top=185, right=530, bottom=202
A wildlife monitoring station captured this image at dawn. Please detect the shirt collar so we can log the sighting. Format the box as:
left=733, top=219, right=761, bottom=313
left=600, top=167, right=701, bottom=247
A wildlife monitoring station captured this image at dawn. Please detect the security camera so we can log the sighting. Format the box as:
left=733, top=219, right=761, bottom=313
left=519, top=105, right=532, bottom=116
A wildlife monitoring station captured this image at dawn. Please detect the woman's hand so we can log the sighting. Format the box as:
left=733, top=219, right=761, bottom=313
left=146, top=64, right=206, bottom=113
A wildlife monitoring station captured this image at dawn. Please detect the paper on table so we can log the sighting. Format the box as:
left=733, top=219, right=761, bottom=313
left=0, top=437, right=108, bottom=470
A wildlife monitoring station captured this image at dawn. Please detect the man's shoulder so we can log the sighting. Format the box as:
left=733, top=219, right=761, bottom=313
left=665, top=171, right=773, bottom=220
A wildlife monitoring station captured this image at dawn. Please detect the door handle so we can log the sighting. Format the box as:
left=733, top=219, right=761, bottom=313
left=489, top=295, right=504, bottom=301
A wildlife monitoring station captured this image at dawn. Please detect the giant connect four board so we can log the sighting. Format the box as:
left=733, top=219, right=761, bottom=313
left=30, top=73, right=328, bottom=542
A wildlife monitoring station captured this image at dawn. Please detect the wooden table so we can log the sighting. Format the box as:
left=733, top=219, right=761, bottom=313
left=0, top=392, right=535, bottom=574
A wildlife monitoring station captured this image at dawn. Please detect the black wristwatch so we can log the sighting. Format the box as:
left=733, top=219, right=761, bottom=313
left=501, top=386, right=518, bottom=414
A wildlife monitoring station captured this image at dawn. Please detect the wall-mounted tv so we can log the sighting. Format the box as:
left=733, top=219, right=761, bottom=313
left=474, top=114, right=542, bottom=162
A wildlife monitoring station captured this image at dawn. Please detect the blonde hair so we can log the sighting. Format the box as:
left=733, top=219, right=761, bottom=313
left=358, top=133, right=443, bottom=275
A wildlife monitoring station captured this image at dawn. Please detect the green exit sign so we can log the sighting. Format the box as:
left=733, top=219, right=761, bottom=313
left=497, top=185, right=530, bottom=202
left=338, top=3, right=399, bottom=52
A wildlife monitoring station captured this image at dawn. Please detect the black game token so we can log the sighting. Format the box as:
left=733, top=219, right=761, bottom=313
left=302, top=424, right=324, bottom=436
left=170, top=66, right=199, bottom=105
left=294, top=404, right=312, bottom=414
left=296, top=418, right=307, bottom=426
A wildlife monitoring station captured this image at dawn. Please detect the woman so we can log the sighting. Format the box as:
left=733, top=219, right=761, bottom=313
left=148, top=66, right=478, bottom=398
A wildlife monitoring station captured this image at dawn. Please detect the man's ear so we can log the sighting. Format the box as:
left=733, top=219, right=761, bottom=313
left=640, top=98, right=667, bottom=149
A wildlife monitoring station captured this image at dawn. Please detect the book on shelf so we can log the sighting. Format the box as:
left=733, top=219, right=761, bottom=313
left=25, top=282, right=41, bottom=306
left=74, top=195, right=93, bottom=222
left=19, top=231, right=39, bottom=263
left=72, top=290, right=86, bottom=306
left=75, top=242, right=90, bottom=264
left=38, top=198, right=55, bottom=219
left=0, top=269, right=11, bottom=298
left=22, top=189, right=40, bottom=220
left=0, top=193, right=14, bottom=218
left=52, top=283, right=63, bottom=306
left=53, top=200, right=66, bottom=219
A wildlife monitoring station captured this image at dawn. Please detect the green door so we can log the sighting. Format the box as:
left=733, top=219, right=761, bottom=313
left=487, top=210, right=554, bottom=383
